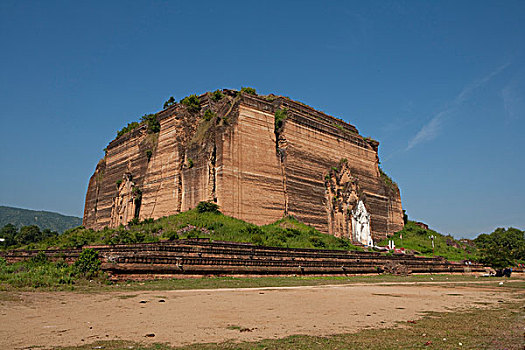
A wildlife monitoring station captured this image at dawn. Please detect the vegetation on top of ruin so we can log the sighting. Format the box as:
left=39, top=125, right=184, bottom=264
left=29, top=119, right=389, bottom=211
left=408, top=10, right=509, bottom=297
left=210, top=89, right=224, bottom=102
left=240, top=86, right=257, bottom=95
left=140, top=113, right=160, bottom=133
left=180, top=94, right=201, bottom=113
left=115, top=113, right=160, bottom=140
left=116, top=121, right=140, bottom=138
left=163, top=96, right=175, bottom=109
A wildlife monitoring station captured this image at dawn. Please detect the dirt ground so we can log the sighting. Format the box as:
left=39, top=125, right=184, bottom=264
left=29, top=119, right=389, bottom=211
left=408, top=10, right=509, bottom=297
left=1, top=281, right=521, bottom=349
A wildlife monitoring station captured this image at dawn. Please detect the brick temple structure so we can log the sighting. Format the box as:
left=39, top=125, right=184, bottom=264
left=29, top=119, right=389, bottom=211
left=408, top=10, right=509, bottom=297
left=83, top=89, right=404, bottom=243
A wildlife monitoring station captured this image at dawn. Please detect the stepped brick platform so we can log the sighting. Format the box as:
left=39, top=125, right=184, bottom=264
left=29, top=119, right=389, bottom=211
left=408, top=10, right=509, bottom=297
left=1, top=240, right=485, bottom=280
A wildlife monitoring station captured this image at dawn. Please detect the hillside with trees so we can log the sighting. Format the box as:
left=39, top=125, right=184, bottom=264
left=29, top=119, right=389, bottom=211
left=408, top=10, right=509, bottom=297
left=0, top=206, right=82, bottom=233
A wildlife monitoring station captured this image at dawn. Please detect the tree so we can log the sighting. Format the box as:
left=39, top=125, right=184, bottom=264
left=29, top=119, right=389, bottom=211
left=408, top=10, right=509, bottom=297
left=0, top=224, right=17, bottom=247
left=16, top=225, right=41, bottom=245
left=475, top=227, right=525, bottom=269
left=180, top=95, right=201, bottom=113
left=163, top=96, right=175, bottom=109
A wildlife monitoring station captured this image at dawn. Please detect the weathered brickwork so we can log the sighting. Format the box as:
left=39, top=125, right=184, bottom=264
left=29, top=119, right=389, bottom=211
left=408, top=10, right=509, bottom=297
left=83, top=90, right=404, bottom=242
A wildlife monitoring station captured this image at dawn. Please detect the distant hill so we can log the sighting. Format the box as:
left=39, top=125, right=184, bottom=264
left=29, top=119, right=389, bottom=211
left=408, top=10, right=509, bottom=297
left=0, top=206, right=82, bottom=233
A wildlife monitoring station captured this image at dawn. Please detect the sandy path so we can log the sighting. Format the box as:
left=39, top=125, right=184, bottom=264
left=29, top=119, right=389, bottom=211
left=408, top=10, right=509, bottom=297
left=0, top=282, right=520, bottom=349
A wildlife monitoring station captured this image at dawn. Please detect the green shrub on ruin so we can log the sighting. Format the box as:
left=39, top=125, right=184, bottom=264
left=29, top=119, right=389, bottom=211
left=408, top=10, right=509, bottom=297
left=210, top=90, right=224, bottom=102
left=163, top=96, right=175, bottom=109
left=116, top=121, right=140, bottom=138
left=274, top=108, right=287, bottom=132
left=140, top=113, right=160, bottom=133
left=203, top=109, right=216, bottom=121
left=241, top=87, right=257, bottom=95
left=180, top=94, right=201, bottom=113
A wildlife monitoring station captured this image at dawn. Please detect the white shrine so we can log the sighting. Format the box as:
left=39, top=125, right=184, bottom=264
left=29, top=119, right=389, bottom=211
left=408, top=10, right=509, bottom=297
left=352, top=200, right=373, bottom=246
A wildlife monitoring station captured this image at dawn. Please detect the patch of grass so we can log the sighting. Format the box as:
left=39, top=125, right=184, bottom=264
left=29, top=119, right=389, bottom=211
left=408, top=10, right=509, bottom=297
left=15, top=207, right=358, bottom=252
left=378, top=221, right=481, bottom=262
left=0, top=257, right=75, bottom=289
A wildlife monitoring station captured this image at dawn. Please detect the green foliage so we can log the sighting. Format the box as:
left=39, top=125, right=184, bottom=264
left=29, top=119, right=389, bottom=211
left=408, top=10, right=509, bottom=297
left=16, top=225, right=57, bottom=246
left=274, top=108, right=287, bottom=132
left=203, top=109, right=216, bottom=121
left=128, top=217, right=140, bottom=226
left=377, top=221, right=480, bottom=261
left=163, top=230, right=179, bottom=241
left=0, top=223, right=17, bottom=247
left=116, top=179, right=123, bottom=187
left=74, top=249, right=101, bottom=279
left=30, top=251, right=48, bottom=265
left=140, top=113, right=160, bottom=133
left=180, top=94, right=201, bottom=113
left=210, top=90, right=224, bottom=102
left=116, top=121, right=140, bottom=138
left=187, top=158, right=194, bottom=169
left=0, top=258, right=75, bottom=288
left=3, top=206, right=363, bottom=252
left=241, top=87, right=257, bottom=95
left=474, top=227, right=524, bottom=269
left=145, top=149, right=153, bottom=161
left=163, top=96, right=175, bottom=109
left=196, top=201, right=220, bottom=214
left=0, top=206, right=82, bottom=233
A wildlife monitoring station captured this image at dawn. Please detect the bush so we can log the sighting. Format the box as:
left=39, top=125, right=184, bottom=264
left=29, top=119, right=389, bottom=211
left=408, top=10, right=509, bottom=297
left=145, top=149, right=153, bottom=161
left=211, top=90, right=223, bottom=102
left=203, top=109, right=216, bottom=121
left=163, top=96, right=175, bottom=109
left=74, top=249, right=101, bottom=279
left=117, top=121, right=140, bottom=138
left=164, top=230, right=179, bottom=241
left=196, top=201, right=220, bottom=214
left=180, top=94, right=201, bottom=113
left=274, top=108, right=287, bottom=132
left=140, top=114, right=160, bottom=133
left=128, top=217, right=140, bottom=226
left=241, top=87, right=257, bottom=95
left=30, top=251, right=48, bottom=265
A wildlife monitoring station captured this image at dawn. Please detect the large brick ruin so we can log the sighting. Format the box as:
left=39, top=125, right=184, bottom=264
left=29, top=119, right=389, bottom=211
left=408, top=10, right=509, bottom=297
left=83, top=90, right=404, bottom=243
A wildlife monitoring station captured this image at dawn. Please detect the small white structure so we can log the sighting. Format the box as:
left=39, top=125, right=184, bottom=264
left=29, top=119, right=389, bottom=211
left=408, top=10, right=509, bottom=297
left=352, top=200, right=373, bottom=246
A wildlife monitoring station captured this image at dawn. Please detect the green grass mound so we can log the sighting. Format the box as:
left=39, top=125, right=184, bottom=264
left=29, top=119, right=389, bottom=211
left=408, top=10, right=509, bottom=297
left=14, top=205, right=359, bottom=252
left=377, top=221, right=479, bottom=261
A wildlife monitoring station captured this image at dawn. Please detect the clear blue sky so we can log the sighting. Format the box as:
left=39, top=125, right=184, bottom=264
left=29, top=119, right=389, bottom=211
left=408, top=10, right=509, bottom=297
left=1, top=1, right=524, bottom=238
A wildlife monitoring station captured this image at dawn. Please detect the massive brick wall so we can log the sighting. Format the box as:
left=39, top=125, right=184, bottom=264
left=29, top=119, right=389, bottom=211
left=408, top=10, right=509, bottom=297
left=83, top=91, right=404, bottom=241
